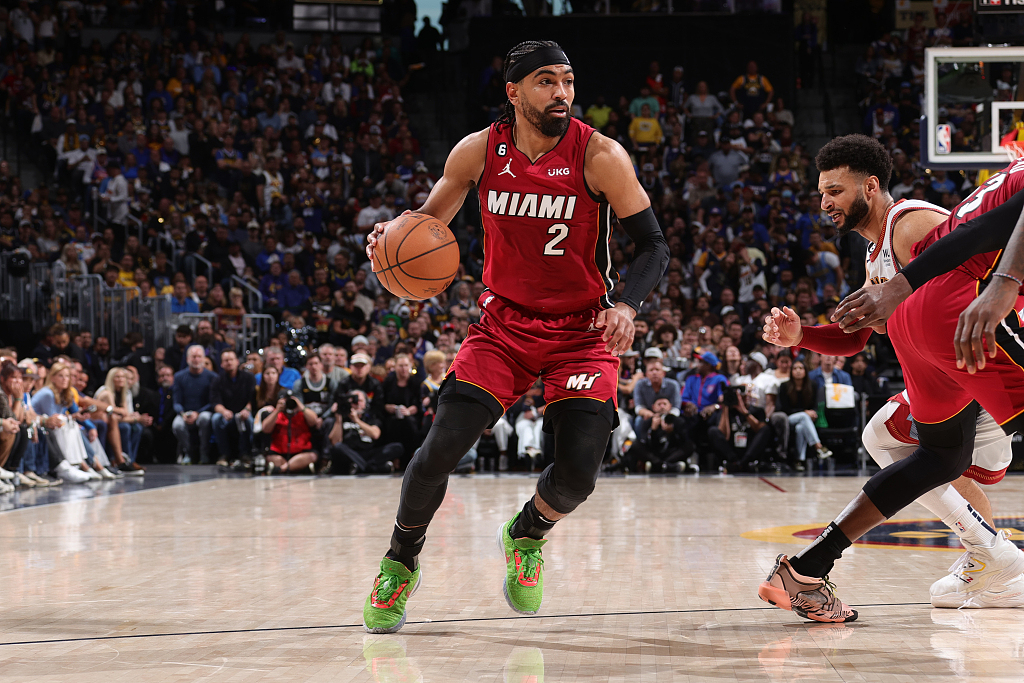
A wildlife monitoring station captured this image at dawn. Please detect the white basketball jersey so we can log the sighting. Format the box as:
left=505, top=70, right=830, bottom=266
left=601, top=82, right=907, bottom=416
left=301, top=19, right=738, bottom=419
left=865, top=199, right=950, bottom=285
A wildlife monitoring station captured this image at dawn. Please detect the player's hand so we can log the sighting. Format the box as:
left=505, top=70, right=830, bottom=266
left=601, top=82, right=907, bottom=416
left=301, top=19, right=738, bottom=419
left=763, top=306, right=802, bottom=347
left=832, top=274, right=913, bottom=332
left=366, top=210, right=413, bottom=265
left=954, top=275, right=1019, bottom=374
left=596, top=303, right=636, bottom=356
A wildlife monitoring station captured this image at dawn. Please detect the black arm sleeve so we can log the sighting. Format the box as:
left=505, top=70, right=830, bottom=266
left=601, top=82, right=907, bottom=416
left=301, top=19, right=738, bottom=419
left=616, top=206, right=670, bottom=312
left=902, top=187, right=1024, bottom=291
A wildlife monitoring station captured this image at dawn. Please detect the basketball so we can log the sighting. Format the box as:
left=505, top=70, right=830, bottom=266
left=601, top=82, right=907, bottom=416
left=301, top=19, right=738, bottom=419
left=372, top=212, right=461, bottom=300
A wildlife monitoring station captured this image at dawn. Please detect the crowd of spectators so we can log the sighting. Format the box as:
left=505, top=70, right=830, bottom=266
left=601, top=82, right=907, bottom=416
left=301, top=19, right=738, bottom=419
left=0, top=4, right=922, bottom=483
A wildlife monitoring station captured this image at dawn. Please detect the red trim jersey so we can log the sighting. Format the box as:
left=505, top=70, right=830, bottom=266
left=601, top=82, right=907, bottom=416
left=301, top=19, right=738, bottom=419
left=478, top=118, right=614, bottom=314
left=911, top=158, right=1024, bottom=278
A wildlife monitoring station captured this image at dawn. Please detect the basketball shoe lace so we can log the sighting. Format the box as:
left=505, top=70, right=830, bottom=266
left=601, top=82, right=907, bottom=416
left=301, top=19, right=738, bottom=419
left=374, top=570, right=405, bottom=603
left=947, top=549, right=979, bottom=585
left=517, top=546, right=544, bottom=581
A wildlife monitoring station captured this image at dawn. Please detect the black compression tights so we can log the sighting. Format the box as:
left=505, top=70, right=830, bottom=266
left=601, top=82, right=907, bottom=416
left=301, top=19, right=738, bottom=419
left=861, top=402, right=979, bottom=518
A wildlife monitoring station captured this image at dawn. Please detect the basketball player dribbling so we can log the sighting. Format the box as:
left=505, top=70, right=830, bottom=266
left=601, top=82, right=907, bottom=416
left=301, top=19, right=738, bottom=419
left=762, top=135, right=1024, bottom=614
left=361, top=41, right=669, bottom=633
left=760, top=140, right=1024, bottom=623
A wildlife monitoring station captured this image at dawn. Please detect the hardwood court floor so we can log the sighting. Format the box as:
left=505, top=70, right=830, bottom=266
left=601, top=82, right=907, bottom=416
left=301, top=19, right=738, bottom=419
left=2, top=471, right=1024, bottom=682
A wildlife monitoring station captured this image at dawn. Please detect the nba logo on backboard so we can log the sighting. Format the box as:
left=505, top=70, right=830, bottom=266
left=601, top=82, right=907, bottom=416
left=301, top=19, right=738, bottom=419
left=936, top=124, right=952, bottom=155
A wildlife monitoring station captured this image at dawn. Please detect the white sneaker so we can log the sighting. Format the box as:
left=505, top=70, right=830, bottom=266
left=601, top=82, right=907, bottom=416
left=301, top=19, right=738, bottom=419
left=0, top=466, right=14, bottom=480
left=26, top=472, right=52, bottom=486
left=84, top=467, right=102, bottom=481
left=0, top=480, right=13, bottom=493
left=931, top=530, right=1024, bottom=608
left=57, top=460, right=93, bottom=484
left=16, top=472, right=36, bottom=487
left=97, top=467, right=117, bottom=480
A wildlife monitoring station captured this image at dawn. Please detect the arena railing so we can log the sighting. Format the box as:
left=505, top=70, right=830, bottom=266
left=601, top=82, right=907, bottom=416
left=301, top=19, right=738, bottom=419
left=230, top=275, right=264, bottom=313
left=239, top=314, right=276, bottom=356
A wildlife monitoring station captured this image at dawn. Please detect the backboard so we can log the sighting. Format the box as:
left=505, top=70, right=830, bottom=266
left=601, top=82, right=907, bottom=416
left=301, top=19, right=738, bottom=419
left=923, top=46, right=1024, bottom=170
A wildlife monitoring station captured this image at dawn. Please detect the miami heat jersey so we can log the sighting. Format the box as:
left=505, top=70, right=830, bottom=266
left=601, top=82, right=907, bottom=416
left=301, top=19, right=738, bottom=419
left=912, top=158, right=1024, bottom=280
left=865, top=199, right=949, bottom=285
left=477, top=117, right=613, bottom=313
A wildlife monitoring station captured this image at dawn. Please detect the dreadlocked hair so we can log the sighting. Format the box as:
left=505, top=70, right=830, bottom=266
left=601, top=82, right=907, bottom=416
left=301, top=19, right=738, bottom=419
left=496, top=40, right=564, bottom=131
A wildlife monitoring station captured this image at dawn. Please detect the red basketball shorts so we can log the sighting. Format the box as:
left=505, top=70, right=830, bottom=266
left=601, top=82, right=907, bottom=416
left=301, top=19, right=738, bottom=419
left=446, top=293, right=619, bottom=426
left=888, top=269, right=1024, bottom=434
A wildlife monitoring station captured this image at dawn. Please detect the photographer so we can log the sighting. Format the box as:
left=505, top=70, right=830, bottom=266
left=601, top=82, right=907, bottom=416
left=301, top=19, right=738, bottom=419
left=708, top=383, right=775, bottom=473
left=632, top=356, right=681, bottom=443
left=262, top=390, right=322, bottom=474
left=327, top=389, right=401, bottom=474
left=627, top=397, right=695, bottom=473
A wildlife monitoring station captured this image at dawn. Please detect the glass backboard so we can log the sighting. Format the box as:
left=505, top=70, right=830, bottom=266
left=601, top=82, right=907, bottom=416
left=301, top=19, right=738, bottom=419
left=924, top=47, right=1024, bottom=169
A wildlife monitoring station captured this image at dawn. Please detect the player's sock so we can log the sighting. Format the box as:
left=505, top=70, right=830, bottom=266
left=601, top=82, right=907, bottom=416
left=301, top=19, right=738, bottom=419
left=510, top=498, right=557, bottom=540
left=789, top=522, right=852, bottom=578
left=943, top=503, right=998, bottom=549
left=385, top=521, right=426, bottom=571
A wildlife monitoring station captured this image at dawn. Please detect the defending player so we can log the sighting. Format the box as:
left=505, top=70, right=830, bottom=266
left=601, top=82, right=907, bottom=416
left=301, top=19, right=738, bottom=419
left=763, top=135, right=1024, bottom=611
left=760, top=148, right=1024, bottom=623
left=361, top=41, right=669, bottom=633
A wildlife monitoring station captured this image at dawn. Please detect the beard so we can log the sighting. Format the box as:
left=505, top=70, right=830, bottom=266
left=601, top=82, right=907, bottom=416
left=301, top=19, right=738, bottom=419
left=836, top=191, right=870, bottom=237
left=197, top=333, right=214, bottom=346
left=521, top=97, right=571, bottom=138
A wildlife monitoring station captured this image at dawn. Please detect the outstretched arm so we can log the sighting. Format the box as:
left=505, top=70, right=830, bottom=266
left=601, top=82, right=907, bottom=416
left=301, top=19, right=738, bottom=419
left=763, top=306, right=872, bottom=356
left=833, top=188, right=1024, bottom=332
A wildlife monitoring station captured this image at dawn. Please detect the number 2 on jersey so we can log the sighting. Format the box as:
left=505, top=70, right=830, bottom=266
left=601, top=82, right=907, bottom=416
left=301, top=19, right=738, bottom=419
left=544, top=223, right=569, bottom=255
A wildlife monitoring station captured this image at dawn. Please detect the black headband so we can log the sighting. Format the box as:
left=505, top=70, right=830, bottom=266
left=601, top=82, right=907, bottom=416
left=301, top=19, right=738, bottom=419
left=505, top=47, right=571, bottom=84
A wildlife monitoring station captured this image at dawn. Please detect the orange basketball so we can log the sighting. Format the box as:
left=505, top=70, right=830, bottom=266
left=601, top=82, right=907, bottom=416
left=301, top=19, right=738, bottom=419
left=372, top=212, right=460, bottom=300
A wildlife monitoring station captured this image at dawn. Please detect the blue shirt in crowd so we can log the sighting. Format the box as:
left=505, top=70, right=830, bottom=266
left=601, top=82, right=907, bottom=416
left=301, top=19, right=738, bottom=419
left=172, top=368, right=218, bottom=414
left=681, top=372, right=729, bottom=411
left=255, top=367, right=302, bottom=389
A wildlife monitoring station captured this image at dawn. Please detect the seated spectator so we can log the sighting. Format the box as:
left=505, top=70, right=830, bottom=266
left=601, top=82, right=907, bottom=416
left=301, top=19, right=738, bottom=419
left=171, top=345, right=216, bottom=464
left=627, top=397, right=694, bottom=473
left=257, top=347, right=302, bottom=389
left=777, top=359, right=833, bottom=470
left=94, top=367, right=145, bottom=474
left=317, top=344, right=350, bottom=388
left=210, top=349, right=256, bottom=466
left=0, top=362, right=35, bottom=489
left=335, top=352, right=383, bottom=420
left=170, top=280, right=200, bottom=314
left=708, top=365, right=776, bottom=473
left=32, top=361, right=114, bottom=481
left=163, top=325, right=194, bottom=372
left=809, top=353, right=852, bottom=392
left=632, top=354, right=681, bottom=442
left=680, top=351, right=729, bottom=471
left=262, top=390, right=322, bottom=475
left=327, top=389, right=401, bottom=474
left=381, top=354, right=421, bottom=466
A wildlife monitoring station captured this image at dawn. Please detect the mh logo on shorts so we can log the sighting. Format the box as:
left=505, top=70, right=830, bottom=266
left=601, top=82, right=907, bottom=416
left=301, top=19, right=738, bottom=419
left=565, top=372, right=602, bottom=391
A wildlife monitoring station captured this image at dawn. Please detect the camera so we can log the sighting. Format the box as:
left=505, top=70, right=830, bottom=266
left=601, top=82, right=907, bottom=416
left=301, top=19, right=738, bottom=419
left=663, top=356, right=690, bottom=371
left=721, top=385, right=743, bottom=408
left=334, top=391, right=354, bottom=417
left=283, top=390, right=299, bottom=415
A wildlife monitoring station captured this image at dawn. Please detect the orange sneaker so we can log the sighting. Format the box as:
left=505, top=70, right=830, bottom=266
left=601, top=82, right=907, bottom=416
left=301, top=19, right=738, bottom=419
left=758, top=554, right=858, bottom=623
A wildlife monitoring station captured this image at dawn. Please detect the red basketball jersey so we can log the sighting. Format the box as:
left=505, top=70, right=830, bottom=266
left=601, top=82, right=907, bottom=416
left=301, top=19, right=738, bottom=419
left=477, top=117, right=614, bottom=314
left=912, top=158, right=1024, bottom=280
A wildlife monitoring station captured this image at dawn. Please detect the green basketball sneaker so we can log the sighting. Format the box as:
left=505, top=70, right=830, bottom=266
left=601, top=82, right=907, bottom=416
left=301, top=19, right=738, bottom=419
left=497, top=514, right=546, bottom=615
left=363, top=557, right=422, bottom=633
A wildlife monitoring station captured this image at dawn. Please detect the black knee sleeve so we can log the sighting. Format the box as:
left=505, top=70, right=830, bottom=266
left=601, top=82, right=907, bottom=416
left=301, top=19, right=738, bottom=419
left=862, top=402, right=978, bottom=518
left=536, top=406, right=613, bottom=515
left=396, top=384, right=493, bottom=527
